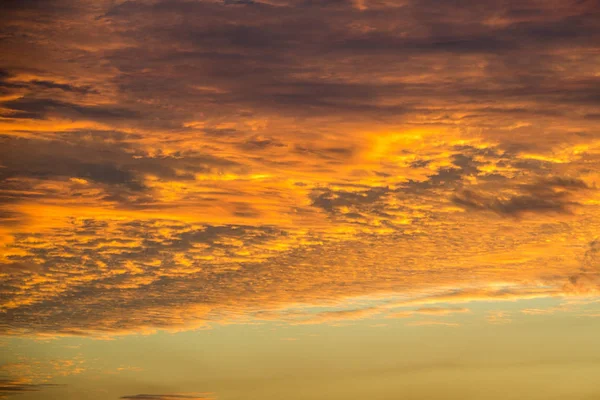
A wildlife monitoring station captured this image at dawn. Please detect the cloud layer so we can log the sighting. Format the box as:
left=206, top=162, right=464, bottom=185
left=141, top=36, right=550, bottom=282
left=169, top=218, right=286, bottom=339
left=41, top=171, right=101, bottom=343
left=1, top=0, right=600, bottom=336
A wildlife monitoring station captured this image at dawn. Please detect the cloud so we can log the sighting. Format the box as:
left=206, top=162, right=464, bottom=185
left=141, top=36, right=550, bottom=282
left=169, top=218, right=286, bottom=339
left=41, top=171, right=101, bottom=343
left=0, top=379, right=63, bottom=399
left=452, top=177, right=594, bottom=216
left=384, top=307, right=471, bottom=320
left=292, top=307, right=382, bottom=325
left=120, top=394, right=213, bottom=400
left=1, top=0, right=600, bottom=337
left=28, top=80, right=96, bottom=94
left=520, top=308, right=560, bottom=315
left=405, top=321, right=460, bottom=327
left=564, top=239, right=600, bottom=295
left=385, top=311, right=414, bottom=319
left=1, top=98, right=139, bottom=122
left=486, top=311, right=512, bottom=325
left=413, top=307, right=471, bottom=316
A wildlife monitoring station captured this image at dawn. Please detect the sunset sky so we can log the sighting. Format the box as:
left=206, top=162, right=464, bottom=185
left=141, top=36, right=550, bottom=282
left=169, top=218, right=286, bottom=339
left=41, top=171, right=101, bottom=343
left=1, top=0, right=600, bottom=399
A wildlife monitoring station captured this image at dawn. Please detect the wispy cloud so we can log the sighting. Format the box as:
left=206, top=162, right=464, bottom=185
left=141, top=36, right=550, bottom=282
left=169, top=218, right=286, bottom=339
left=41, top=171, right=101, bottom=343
left=486, top=311, right=512, bottom=325
left=405, top=321, right=461, bottom=327
left=120, top=395, right=213, bottom=400
left=0, top=379, right=63, bottom=399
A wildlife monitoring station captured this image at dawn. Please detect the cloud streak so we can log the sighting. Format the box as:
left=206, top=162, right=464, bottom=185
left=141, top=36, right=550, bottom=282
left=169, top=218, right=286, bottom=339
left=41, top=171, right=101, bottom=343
left=0, top=379, right=63, bottom=399
left=120, top=394, right=213, bottom=400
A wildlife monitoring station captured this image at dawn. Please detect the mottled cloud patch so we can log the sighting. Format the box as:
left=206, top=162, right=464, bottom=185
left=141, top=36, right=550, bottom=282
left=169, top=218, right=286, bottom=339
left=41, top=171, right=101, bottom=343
left=0, top=356, right=84, bottom=385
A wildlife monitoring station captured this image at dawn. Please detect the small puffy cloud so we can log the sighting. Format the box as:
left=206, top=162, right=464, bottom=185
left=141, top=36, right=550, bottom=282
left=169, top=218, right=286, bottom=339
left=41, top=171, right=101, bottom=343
left=486, top=311, right=512, bottom=325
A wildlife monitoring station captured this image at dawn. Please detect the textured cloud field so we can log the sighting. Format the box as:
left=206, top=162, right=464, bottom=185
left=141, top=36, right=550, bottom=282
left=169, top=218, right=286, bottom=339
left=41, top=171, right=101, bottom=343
left=1, top=0, right=600, bottom=339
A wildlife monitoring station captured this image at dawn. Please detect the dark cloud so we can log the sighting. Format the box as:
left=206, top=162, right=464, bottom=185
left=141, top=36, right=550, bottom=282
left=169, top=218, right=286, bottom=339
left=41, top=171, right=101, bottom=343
left=0, top=135, right=241, bottom=208
left=311, top=186, right=390, bottom=214
left=0, top=97, right=139, bottom=122
left=452, top=177, right=593, bottom=216
left=29, top=80, right=96, bottom=94
left=564, top=238, right=600, bottom=294
left=223, top=0, right=256, bottom=5
left=0, top=379, right=63, bottom=398
left=237, top=135, right=286, bottom=151
left=0, top=262, right=44, bottom=274
left=71, top=0, right=595, bottom=124
left=294, top=144, right=355, bottom=161
left=0, top=136, right=145, bottom=190
left=403, top=152, right=486, bottom=192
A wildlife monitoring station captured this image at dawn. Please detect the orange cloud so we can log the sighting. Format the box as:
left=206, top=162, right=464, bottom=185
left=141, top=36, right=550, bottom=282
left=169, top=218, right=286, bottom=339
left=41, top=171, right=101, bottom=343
left=1, top=0, right=600, bottom=338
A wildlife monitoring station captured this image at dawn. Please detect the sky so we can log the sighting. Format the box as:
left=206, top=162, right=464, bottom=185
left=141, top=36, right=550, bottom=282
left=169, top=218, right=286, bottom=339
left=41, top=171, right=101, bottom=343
left=1, top=0, right=600, bottom=399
